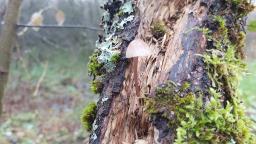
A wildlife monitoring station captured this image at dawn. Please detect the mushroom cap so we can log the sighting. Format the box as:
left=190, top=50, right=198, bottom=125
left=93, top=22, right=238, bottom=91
left=125, top=39, right=152, bottom=58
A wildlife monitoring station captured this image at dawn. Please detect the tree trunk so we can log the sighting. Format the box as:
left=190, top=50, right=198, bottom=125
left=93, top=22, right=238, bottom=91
left=89, top=0, right=254, bottom=143
left=0, top=0, right=7, bottom=23
left=0, top=0, right=22, bottom=115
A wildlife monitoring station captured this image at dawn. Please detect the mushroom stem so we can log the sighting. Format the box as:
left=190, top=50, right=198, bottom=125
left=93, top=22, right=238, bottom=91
left=133, top=57, right=140, bottom=97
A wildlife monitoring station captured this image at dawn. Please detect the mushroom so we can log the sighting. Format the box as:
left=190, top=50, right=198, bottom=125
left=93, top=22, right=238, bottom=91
left=125, top=39, right=152, bottom=97
left=126, top=39, right=152, bottom=58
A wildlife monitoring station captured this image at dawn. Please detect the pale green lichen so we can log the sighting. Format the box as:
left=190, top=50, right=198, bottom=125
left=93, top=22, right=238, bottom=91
left=88, top=0, right=134, bottom=94
left=90, top=0, right=134, bottom=73
left=120, top=1, right=134, bottom=14
left=117, top=15, right=134, bottom=29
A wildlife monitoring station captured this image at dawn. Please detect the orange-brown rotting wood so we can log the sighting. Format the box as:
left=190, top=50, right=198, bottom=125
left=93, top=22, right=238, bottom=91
left=94, top=0, right=211, bottom=143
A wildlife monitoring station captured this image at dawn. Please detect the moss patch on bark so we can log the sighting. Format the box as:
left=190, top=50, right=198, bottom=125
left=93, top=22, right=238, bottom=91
left=81, top=102, right=97, bottom=132
left=151, top=20, right=167, bottom=39
left=146, top=0, right=255, bottom=143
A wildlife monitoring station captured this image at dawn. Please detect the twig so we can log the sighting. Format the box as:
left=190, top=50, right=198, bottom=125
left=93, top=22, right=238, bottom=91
left=16, top=24, right=103, bottom=31
left=33, top=61, right=48, bottom=97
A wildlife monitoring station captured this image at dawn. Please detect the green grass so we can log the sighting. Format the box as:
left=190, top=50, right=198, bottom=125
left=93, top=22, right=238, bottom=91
left=9, top=47, right=93, bottom=91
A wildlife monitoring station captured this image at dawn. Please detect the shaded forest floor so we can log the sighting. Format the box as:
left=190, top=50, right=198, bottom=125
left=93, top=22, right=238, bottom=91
left=0, top=48, right=95, bottom=144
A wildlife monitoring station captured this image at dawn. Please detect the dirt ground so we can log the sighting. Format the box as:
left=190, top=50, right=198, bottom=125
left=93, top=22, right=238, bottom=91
left=0, top=78, right=95, bottom=144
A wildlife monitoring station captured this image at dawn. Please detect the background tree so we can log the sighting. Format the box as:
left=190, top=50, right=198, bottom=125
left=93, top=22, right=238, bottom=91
left=0, top=0, right=6, bottom=23
left=0, top=0, right=102, bottom=143
left=0, top=0, right=22, bottom=115
left=87, top=0, right=255, bottom=143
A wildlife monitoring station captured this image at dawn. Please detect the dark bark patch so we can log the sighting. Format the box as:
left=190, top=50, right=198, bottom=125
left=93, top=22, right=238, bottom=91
left=89, top=15, right=140, bottom=144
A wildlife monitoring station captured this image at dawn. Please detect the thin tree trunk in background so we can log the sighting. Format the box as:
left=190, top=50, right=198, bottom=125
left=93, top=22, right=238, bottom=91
left=0, top=0, right=22, bottom=115
left=0, top=0, right=7, bottom=22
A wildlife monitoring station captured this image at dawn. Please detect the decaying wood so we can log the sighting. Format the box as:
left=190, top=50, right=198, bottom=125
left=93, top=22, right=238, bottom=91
left=0, top=0, right=22, bottom=115
left=91, top=0, right=214, bottom=143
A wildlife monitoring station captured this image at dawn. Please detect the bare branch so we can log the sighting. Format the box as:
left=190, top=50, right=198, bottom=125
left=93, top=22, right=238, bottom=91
left=16, top=24, right=103, bottom=31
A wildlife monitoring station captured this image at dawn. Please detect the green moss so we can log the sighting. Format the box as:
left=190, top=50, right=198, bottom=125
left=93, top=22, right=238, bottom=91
left=201, top=16, right=247, bottom=100
left=146, top=82, right=255, bottom=144
left=87, top=51, right=104, bottom=94
left=151, top=20, right=167, bottom=39
left=146, top=6, right=255, bottom=142
left=110, top=53, right=121, bottom=63
left=180, top=82, right=190, bottom=92
left=214, top=16, right=226, bottom=29
left=179, top=4, right=255, bottom=143
left=229, top=0, right=255, bottom=18
left=145, top=81, right=194, bottom=120
left=88, top=51, right=103, bottom=77
left=90, top=80, right=103, bottom=94
left=202, top=46, right=246, bottom=96
left=236, top=32, right=246, bottom=59
left=80, top=102, right=97, bottom=131
left=231, top=0, right=243, bottom=5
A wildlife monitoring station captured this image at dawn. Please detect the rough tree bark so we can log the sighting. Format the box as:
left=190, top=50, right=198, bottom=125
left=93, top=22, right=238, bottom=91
left=88, top=0, right=254, bottom=143
left=0, top=0, right=22, bottom=115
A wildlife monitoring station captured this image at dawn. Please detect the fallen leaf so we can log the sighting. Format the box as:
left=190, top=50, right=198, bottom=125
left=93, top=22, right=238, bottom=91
left=55, top=10, right=65, bottom=26
left=29, top=12, right=43, bottom=31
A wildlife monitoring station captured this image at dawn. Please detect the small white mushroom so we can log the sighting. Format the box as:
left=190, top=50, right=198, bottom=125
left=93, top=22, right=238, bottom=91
left=126, top=39, right=152, bottom=58
left=134, top=139, right=148, bottom=144
left=125, top=39, right=151, bottom=97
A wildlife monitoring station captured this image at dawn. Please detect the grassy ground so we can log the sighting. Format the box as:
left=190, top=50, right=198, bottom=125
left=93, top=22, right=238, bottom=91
left=0, top=47, right=96, bottom=144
